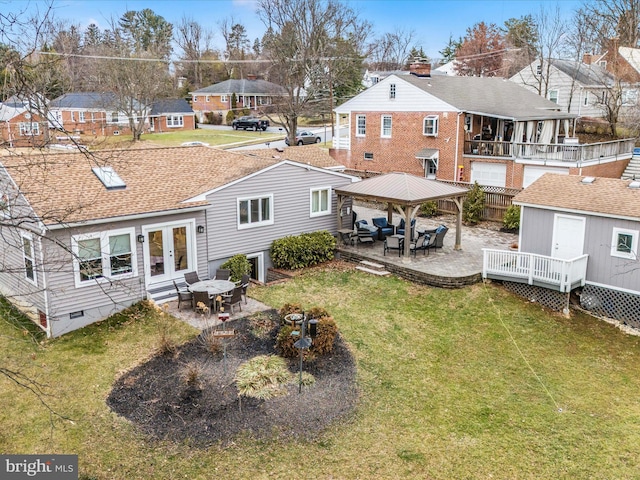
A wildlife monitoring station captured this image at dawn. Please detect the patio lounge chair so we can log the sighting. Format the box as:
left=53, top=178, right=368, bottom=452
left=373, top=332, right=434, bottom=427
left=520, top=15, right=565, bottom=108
left=410, top=233, right=436, bottom=256
left=356, top=227, right=375, bottom=245
left=396, top=218, right=416, bottom=239
left=372, top=217, right=395, bottom=240
left=423, top=224, right=448, bottom=248
left=173, top=280, right=193, bottom=310
left=383, top=235, right=403, bottom=256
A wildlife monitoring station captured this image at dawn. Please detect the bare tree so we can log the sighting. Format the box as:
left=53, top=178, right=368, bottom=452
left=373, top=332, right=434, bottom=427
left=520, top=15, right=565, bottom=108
left=258, top=0, right=368, bottom=144
left=580, top=0, right=640, bottom=49
left=367, top=27, right=416, bottom=71
left=454, top=22, right=506, bottom=77
left=174, top=16, right=218, bottom=90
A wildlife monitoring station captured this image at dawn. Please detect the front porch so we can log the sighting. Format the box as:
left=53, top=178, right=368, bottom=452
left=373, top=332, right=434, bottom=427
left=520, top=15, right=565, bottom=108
left=482, top=248, right=589, bottom=293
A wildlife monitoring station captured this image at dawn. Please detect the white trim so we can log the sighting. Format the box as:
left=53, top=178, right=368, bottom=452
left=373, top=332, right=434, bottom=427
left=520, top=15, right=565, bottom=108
left=310, top=186, right=332, bottom=217
left=246, top=251, right=265, bottom=283
left=423, top=115, right=439, bottom=136
left=237, top=194, right=274, bottom=230
left=610, top=227, right=638, bottom=260
left=71, top=227, right=138, bottom=288
left=381, top=114, right=392, bottom=138
left=514, top=203, right=640, bottom=223
left=586, top=280, right=640, bottom=296
left=551, top=213, right=585, bottom=259
left=142, top=219, right=197, bottom=286
left=20, top=231, right=37, bottom=286
left=356, top=114, right=366, bottom=137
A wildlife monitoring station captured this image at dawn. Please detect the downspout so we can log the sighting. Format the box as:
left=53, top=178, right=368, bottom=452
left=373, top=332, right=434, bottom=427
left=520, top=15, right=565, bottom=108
left=37, top=229, right=52, bottom=338
left=454, top=112, right=462, bottom=181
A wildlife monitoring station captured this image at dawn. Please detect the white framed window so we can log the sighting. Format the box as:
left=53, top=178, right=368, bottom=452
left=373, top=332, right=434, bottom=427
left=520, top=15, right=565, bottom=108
left=111, top=112, right=119, bottom=123
left=364, top=152, right=373, bottom=160
left=71, top=227, right=137, bottom=287
left=389, top=83, right=396, bottom=99
left=381, top=115, right=392, bottom=138
left=0, top=193, right=10, bottom=218
left=310, top=187, right=331, bottom=217
left=205, top=96, right=210, bottom=102
left=423, top=115, right=439, bottom=136
left=90, top=112, right=96, bottom=123
left=549, top=90, right=559, bottom=104
left=221, top=95, right=228, bottom=103
left=622, top=89, right=638, bottom=106
left=237, top=194, right=274, bottom=229
left=611, top=228, right=638, bottom=260
left=22, top=232, right=36, bottom=285
left=356, top=115, right=366, bottom=137
left=193, top=95, right=199, bottom=102
left=19, top=122, right=39, bottom=136
left=70, top=111, right=75, bottom=122
left=79, top=111, right=86, bottom=123
left=583, top=93, right=589, bottom=106
left=166, top=115, right=184, bottom=127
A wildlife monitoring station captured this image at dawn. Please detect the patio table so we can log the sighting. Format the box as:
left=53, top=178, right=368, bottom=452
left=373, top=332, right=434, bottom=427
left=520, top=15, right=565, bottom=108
left=189, top=279, right=236, bottom=313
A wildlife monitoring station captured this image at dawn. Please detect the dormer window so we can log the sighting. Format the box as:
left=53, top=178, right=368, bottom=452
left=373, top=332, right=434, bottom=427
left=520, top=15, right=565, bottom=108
left=536, top=64, right=542, bottom=74
left=389, top=83, right=396, bottom=99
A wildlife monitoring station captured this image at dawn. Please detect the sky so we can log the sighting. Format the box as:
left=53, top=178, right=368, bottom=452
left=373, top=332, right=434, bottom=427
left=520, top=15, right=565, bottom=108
left=7, top=0, right=583, bottom=59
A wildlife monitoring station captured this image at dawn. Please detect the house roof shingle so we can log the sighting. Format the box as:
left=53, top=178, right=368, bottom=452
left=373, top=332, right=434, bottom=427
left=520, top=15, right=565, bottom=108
left=191, top=79, right=286, bottom=96
left=513, top=174, right=640, bottom=219
left=150, top=99, right=194, bottom=116
left=1, top=145, right=343, bottom=226
left=401, top=74, right=575, bottom=121
left=549, top=59, right=614, bottom=87
left=50, top=92, right=118, bottom=110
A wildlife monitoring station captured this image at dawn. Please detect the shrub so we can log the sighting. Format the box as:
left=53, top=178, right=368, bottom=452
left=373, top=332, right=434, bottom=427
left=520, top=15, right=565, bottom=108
left=197, top=328, right=222, bottom=354
left=275, top=304, right=338, bottom=358
left=278, top=303, right=303, bottom=322
left=270, top=230, right=336, bottom=270
left=220, top=254, right=251, bottom=282
left=419, top=200, right=438, bottom=217
left=235, top=355, right=290, bottom=401
left=275, top=324, right=300, bottom=358
left=226, top=110, right=235, bottom=126
left=502, top=204, right=520, bottom=231
left=463, top=181, right=485, bottom=225
left=181, top=361, right=203, bottom=388
left=249, top=312, right=278, bottom=339
left=312, top=316, right=338, bottom=355
left=306, top=306, right=330, bottom=320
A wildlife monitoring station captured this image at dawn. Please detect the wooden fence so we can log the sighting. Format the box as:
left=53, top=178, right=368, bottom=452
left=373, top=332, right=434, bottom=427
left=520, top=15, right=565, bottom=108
left=435, top=181, right=520, bottom=222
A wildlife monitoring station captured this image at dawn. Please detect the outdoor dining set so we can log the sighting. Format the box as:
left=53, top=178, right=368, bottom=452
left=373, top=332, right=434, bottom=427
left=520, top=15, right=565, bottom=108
left=339, top=214, right=449, bottom=258
left=172, top=269, right=250, bottom=315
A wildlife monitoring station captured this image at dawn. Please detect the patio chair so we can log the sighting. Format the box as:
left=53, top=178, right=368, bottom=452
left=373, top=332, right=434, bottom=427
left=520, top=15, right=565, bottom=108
left=173, top=280, right=193, bottom=310
left=410, top=233, right=436, bottom=256
left=356, top=226, right=375, bottom=245
left=372, top=217, right=395, bottom=240
left=383, top=235, right=403, bottom=257
left=222, top=286, right=243, bottom=314
left=423, top=224, right=449, bottom=248
left=193, top=291, right=213, bottom=316
left=396, top=218, right=416, bottom=240
left=239, top=274, right=250, bottom=304
left=215, top=268, right=231, bottom=281
left=184, top=271, right=200, bottom=286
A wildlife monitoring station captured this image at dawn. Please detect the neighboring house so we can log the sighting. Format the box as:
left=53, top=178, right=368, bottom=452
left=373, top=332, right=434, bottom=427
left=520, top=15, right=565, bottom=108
left=48, top=92, right=148, bottom=136
left=362, top=69, right=408, bottom=89
left=433, top=60, right=458, bottom=76
left=510, top=59, right=616, bottom=118
left=0, top=103, right=48, bottom=147
left=190, top=76, right=287, bottom=122
left=149, top=99, right=196, bottom=132
left=0, top=145, right=354, bottom=337
left=484, top=174, right=640, bottom=326
left=332, top=60, right=634, bottom=189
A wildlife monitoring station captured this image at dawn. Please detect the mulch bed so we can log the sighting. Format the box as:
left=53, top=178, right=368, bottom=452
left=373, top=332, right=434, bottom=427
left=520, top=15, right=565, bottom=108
left=107, top=309, right=358, bottom=447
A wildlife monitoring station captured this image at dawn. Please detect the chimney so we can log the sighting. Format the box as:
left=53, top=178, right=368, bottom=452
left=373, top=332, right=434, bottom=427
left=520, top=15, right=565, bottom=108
left=409, top=58, right=431, bottom=77
left=583, top=53, right=593, bottom=65
left=246, top=74, right=257, bottom=81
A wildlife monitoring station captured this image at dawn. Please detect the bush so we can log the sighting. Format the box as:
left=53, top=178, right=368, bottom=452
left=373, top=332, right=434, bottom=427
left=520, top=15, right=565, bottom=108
left=463, top=181, right=485, bottom=225
left=225, top=110, right=235, bottom=126
left=220, top=254, right=251, bottom=282
left=419, top=200, right=438, bottom=217
left=235, top=355, right=290, bottom=401
left=204, top=111, right=222, bottom=125
left=502, top=204, right=520, bottom=231
left=270, top=230, right=336, bottom=270
left=278, top=303, right=303, bottom=322
left=275, top=304, right=338, bottom=358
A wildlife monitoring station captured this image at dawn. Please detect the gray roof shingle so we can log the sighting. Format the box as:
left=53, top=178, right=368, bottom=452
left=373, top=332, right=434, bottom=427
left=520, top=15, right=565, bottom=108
left=191, top=79, right=286, bottom=96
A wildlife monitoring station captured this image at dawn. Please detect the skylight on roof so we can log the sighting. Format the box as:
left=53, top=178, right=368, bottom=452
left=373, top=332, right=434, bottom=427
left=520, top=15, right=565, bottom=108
left=92, top=166, right=126, bottom=190
left=581, top=176, right=596, bottom=184
left=629, top=181, right=640, bottom=189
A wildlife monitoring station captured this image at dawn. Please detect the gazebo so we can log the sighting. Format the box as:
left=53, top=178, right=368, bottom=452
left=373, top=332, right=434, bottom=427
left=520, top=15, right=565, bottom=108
left=335, top=173, right=469, bottom=257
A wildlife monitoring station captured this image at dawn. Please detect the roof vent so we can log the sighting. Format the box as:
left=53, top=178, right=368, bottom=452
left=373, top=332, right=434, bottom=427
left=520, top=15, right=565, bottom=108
left=581, top=176, right=596, bottom=184
left=92, top=166, right=126, bottom=190
left=629, top=181, right=640, bottom=189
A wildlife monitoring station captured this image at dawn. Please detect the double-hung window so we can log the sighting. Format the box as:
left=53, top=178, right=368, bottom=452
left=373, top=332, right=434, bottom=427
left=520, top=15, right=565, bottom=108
left=167, top=115, right=184, bottom=127
left=611, top=228, right=638, bottom=260
left=548, top=90, right=559, bottom=104
left=310, top=187, right=331, bottom=217
left=111, top=112, right=119, bottom=123
left=389, top=83, right=396, bottom=99
left=237, top=195, right=274, bottom=229
left=221, top=95, right=228, bottom=103
left=72, top=228, right=137, bottom=287
left=381, top=115, right=392, bottom=138
left=356, top=115, right=366, bottom=137
left=19, top=122, right=39, bottom=136
left=22, top=233, right=36, bottom=284
left=79, top=111, right=86, bottom=123
left=423, top=115, right=439, bottom=136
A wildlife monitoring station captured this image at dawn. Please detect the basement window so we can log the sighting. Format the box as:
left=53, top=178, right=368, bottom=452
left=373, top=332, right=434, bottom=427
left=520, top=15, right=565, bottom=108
left=364, top=152, right=374, bottom=160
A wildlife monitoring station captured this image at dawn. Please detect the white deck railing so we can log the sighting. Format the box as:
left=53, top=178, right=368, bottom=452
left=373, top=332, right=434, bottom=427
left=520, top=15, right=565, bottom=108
left=482, top=249, right=588, bottom=293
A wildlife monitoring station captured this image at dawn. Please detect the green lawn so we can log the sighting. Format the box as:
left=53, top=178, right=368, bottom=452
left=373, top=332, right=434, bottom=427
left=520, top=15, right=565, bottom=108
left=2, top=270, right=640, bottom=479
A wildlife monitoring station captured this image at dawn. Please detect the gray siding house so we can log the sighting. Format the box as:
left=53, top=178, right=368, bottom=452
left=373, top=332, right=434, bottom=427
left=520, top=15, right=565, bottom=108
left=0, top=145, right=354, bottom=337
left=484, top=174, right=640, bottom=324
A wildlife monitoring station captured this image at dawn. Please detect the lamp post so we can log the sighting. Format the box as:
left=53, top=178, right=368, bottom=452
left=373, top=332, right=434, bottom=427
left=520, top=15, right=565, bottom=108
left=290, top=312, right=318, bottom=393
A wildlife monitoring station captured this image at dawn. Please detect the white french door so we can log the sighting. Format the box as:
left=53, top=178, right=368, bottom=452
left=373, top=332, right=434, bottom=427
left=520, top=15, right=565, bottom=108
left=143, top=220, right=195, bottom=284
left=552, top=214, right=585, bottom=260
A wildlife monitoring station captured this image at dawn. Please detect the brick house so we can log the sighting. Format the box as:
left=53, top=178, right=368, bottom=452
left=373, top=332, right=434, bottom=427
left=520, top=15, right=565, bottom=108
left=190, top=76, right=287, bottom=122
left=0, top=103, right=48, bottom=148
left=332, top=61, right=634, bottom=189
left=149, top=99, right=196, bottom=132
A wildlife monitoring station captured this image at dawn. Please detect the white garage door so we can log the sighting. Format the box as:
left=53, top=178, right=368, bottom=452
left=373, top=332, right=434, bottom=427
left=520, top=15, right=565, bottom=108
left=523, top=166, right=569, bottom=188
left=470, top=162, right=506, bottom=187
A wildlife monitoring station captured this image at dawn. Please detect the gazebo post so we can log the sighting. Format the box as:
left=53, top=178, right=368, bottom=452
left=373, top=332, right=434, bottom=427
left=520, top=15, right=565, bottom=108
left=403, top=207, right=411, bottom=258
left=452, top=196, right=464, bottom=250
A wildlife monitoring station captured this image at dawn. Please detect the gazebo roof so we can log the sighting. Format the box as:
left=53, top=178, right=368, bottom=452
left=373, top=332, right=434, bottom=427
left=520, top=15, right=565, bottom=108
left=334, top=172, right=468, bottom=206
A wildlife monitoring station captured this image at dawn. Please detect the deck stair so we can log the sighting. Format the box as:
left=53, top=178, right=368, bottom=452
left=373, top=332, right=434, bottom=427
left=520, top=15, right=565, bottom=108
left=147, top=280, right=184, bottom=304
left=622, top=154, right=640, bottom=179
left=355, top=260, right=391, bottom=276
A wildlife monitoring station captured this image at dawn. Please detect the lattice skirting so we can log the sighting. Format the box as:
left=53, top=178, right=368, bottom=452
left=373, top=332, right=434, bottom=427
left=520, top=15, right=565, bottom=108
left=579, top=284, right=640, bottom=328
left=503, top=281, right=569, bottom=312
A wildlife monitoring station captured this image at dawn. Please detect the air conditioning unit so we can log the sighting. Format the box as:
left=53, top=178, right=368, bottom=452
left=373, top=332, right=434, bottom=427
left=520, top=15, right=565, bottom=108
left=113, top=130, right=120, bottom=136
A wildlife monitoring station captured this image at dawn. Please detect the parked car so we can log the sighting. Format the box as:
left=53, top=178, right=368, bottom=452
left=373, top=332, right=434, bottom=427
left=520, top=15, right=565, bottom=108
left=231, top=116, right=269, bottom=131
left=285, top=130, right=322, bottom=146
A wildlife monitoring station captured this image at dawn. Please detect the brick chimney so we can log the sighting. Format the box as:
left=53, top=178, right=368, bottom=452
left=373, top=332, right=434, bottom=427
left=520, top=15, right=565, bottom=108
left=246, top=74, right=257, bottom=81
left=583, top=53, right=593, bottom=65
left=409, top=58, right=431, bottom=77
